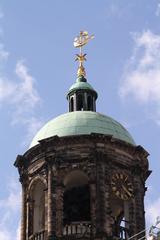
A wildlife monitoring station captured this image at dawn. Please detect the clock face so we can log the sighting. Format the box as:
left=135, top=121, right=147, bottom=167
left=111, top=172, right=134, bottom=200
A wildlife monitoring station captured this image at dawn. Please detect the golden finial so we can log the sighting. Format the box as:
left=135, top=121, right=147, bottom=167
left=73, top=31, right=94, bottom=77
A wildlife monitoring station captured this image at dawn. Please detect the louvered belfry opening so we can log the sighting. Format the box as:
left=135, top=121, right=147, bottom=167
left=63, top=184, right=90, bottom=224
left=63, top=170, right=91, bottom=237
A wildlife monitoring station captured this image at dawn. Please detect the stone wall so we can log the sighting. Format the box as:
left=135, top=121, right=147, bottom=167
left=15, top=133, right=150, bottom=240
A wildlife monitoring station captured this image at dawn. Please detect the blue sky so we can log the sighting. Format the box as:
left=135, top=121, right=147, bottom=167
left=0, top=1, right=160, bottom=239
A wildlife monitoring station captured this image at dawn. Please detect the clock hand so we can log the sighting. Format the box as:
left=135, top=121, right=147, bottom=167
left=122, top=185, right=132, bottom=197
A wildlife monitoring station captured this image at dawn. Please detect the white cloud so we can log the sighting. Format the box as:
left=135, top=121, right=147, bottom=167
left=0, top=178, right=21, bottom=212
left=15, top=60, right=40, bottom=109
left=0, top=217, right=19, bottom=240
left=0, top=184, right=21, bottom=212
left=0, top=178, right=21, bottom=240
left=0, top=58, right=43, bottom=145
left=0, top=8, right=40, bottom=240
left=0, top=12, right=44, bottom=146
left=0, top=78, right=16, bottom=101
left=146, top=197, right=160, bottom=229
left=119, top=30, right=160, bottom=123
left=0, top=48, right=40, bottom=110
left=21, top=117, right=44, bottom=146
left=6, top=60, right=40, bottom=114
left=0, top=231, right=12, bottom=240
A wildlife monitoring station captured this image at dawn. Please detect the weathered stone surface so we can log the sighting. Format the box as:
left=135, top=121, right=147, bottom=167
left=15, top=133, right=150, bottom=240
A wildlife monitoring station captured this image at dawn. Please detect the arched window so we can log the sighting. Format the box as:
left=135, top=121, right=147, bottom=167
left=70, top=97, right=74, bottom=112
left=110, top=198, right=130, bottom=239
left=87, top=95, right=93, bottom=111
left=30, top=180, right=45, bottom=234
left=63, top=170, right=90, bottom=225
left=77, top=94, right=84, bottom=111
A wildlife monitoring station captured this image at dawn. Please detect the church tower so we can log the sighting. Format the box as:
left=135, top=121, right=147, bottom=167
left=15, top=31, right=150, bottom=240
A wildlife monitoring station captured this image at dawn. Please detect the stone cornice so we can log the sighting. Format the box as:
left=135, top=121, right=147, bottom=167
left=17, top=134, right=149, bottom=173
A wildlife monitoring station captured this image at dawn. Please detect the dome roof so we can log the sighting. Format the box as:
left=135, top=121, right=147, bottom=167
left=69, top=81, right=94, bottom=92
left=30, top=111, right=135, bottom=148
left=67, top=76, right=97, bottom=98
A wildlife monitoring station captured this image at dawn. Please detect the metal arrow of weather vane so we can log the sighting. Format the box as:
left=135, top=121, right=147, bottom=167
left=73, top=31, right=94, bottom=77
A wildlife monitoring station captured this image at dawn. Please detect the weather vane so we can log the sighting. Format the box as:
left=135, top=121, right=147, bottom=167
left=73, top=31, right=94, bottom=77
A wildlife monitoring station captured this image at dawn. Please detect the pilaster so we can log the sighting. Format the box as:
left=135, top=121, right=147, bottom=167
left=20, top=184, right=27, bottom=240
left=47, top=164, right=54, bottom=239
left=56, top=183, right=64, bottom=237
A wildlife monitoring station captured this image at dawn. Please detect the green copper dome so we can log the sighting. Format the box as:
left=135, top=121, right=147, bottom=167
left=30, top=111, right=135, bottom=148
left=69, top=81, right=94, bottom=92
left=67, top=76, right=98, bottom=98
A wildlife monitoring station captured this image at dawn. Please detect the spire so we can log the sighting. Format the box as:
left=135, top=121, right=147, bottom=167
left=67, top=31, right=97, bottom=112
left=73, top=31, right=94, bottom=78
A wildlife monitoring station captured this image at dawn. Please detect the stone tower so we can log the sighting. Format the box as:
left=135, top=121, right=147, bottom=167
left=15, top=32, right=150, bottom=240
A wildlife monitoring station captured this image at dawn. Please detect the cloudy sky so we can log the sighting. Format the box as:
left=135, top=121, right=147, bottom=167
left=0, top=1, right=160, bottom=239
